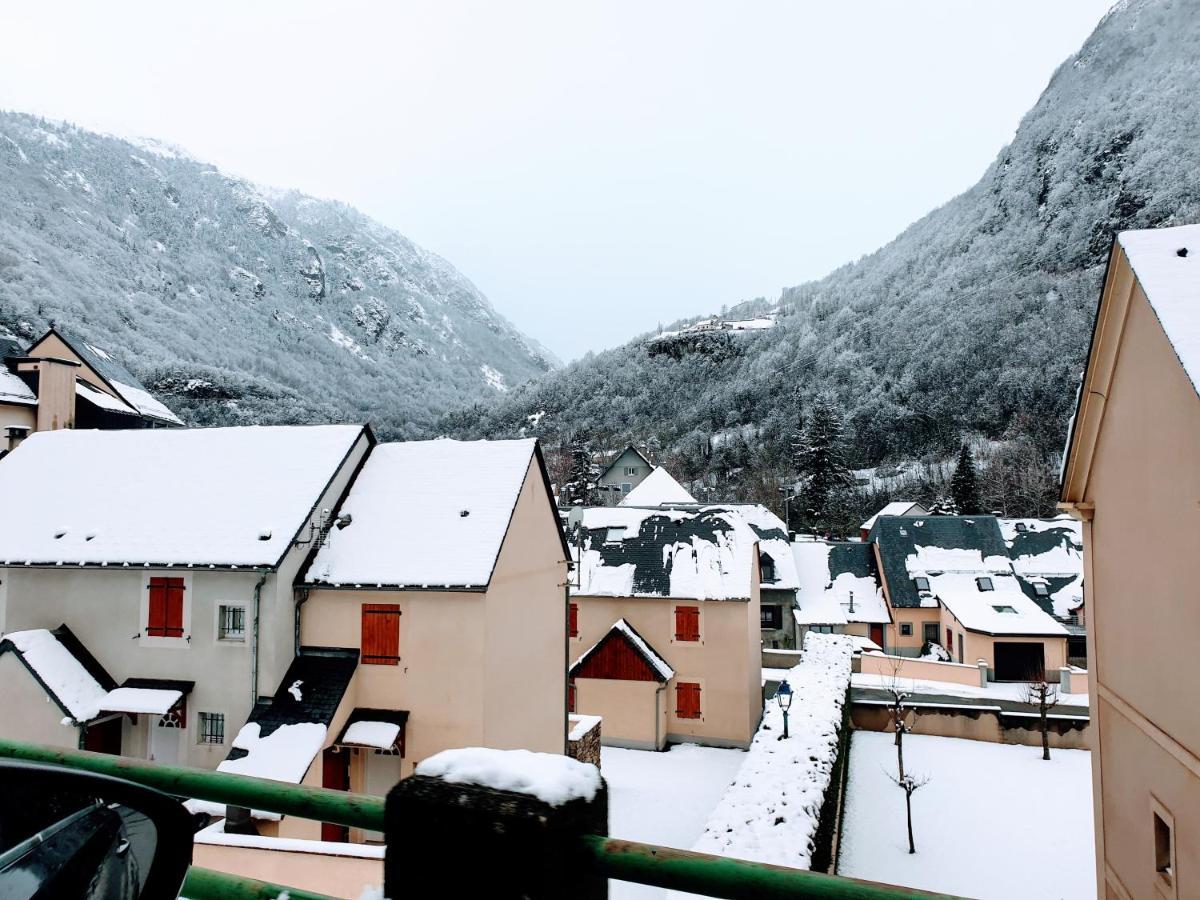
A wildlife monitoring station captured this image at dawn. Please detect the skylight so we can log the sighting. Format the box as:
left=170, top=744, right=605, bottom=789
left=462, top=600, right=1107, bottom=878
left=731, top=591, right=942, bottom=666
left=976, top=576, right=994, bottom=591
left=913, top=576, right=931, bottom=592
left=992, top=604, right=1017, bottom=614
left=605, top=527, right=627, bottom=543
left=1033, top=582, right=1049, bottom=597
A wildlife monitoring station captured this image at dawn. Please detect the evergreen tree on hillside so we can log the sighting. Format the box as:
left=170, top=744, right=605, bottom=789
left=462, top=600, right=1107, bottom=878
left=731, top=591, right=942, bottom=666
left=950, top=444, right=982, bottom=515
left=793, top=397, right=853, bottom=532
left=562, top=447, right=600, bottom=506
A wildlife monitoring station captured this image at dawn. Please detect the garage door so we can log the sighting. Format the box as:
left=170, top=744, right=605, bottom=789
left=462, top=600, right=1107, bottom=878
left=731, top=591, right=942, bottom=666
left=993, top=642, right=1045, bottom=681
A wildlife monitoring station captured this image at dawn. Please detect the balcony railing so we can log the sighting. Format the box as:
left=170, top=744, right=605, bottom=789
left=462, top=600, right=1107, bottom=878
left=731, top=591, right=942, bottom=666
left=0, top=739, right=961, bottom=899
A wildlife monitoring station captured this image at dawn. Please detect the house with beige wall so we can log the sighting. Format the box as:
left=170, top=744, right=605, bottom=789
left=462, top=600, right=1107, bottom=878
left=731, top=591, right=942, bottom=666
left=1059, top=224, right=1200, bottom=900
left=203, top=438, right=571, bottom=843
left=0, top=326, right=182, bottom=453
left=791, top=538, right=891, bottom=648
left=0, top=424, right=373, bottom=769
left=567, top=504, right=781, bottom=750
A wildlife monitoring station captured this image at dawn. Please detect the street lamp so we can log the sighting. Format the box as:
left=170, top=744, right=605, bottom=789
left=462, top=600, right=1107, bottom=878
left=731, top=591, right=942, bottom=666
left=776, top=679, right=793, bottom=740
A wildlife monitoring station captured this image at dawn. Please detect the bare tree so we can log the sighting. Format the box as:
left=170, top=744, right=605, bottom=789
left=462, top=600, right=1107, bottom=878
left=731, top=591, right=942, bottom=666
left=1023, top=677, right=1060, bottom=761
left=887, top=771, right=931, bottom=854
left=884, top=658, right=917, bottom=779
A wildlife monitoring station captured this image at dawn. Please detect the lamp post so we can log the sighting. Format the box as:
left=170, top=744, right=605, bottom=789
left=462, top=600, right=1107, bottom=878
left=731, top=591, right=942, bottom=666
left=776, top=679, right=793, bottom=740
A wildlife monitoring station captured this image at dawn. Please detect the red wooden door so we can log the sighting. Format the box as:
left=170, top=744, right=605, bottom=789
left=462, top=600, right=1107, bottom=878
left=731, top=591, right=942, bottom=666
left=321, top=748, right=350, bottom=842
left=869, top=624, right=884, bottom=648
left=83, top=717, right=122, bottom=755
left=946, top=628, right=953, bottom=650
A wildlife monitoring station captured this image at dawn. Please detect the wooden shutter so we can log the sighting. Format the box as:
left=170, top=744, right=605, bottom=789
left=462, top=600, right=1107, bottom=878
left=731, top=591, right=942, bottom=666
left=147, top=577, right=184, bottom=637
left=675, top=682, right=701, bottom=719
left=569, top=603, right=579, bottom=638
left=362, top=604, right=401, bottom=665
left=567, top=681, right=576, bottom=713
left=674, top=607, right=699, bottom=641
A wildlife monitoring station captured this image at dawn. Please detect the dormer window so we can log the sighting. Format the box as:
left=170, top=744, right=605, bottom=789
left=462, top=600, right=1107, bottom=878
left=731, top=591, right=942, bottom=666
left=912, top=576, right=930, bottom=592
left=605, top=527, right=627, bottom=543
left=759, top=555, right=777, bottom=583
left=1033, top=582, right=1049, bottom=598
left=1015, top=522, right=1028, bottom=533
left=977, top=577, right=995, bottom=592
left=992, top=604, right=1017, bottom=614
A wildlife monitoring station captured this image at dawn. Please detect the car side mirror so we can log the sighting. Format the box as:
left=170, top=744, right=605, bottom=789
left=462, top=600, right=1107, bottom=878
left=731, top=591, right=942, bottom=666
left=0, top=761, right=193, bottom=899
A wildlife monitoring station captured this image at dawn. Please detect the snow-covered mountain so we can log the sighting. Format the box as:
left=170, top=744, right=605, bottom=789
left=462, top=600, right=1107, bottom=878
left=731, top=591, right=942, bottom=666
left=0, top=112, right=555, bottom=437
left=449, top=0, right=1200, bottom=475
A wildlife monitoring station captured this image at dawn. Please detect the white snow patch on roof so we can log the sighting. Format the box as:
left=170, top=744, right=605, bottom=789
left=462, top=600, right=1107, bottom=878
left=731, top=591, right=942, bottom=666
left=306, top=438, right=535, bottom=587
left=111, top=380, right=183, bottom=425
left=415, top=747, right=601, bottom=807
left=100, top=687, right=181, bottom=715
left=0, top=369, right=36, bottom=405
left=791, top=541, right=888, bottom=625
left=3, top=629, right=108, bottom=722
left=76, top=381, right=137, bottom=415
left=341, top=720, right=401, bottom=750
left=694, top=633, right=853, bottom=867
left=619, top=467, right=696, bottom=506
left=0, top=425, right=364, bottom=567
left=861, top=502, right=926, bottom=532
left=219, top=722, right=328, bottom=783
left=931, top=572, right=1067, bottom=636
left=1119, top=224, right=1200, bottom=393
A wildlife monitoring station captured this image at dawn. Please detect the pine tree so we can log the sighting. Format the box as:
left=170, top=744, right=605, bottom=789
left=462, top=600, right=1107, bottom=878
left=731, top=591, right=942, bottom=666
left=793, top=397, right=853, bottom=532
left=950, top=444, right=982, bottom=515
left=562, top=447, right=600, bottom=506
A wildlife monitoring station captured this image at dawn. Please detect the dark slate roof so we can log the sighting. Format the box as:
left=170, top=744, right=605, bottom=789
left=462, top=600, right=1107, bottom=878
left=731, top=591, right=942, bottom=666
left=871, top=515, right=1010, bottom=609
left=120, top=677, right=196, bottom=695
left=1014, top=575, right=1082, bottom=616
left=828, top=541, right=879, bottom=583
left=1004, top=523, right=1083, bottom=565
left=224, top=648, right=358, bottom=763
left=50, top=327, right=148, bottom=395
left=334, top=708, right=409, bottom=746
left=0, top=336, right=27, bottom=360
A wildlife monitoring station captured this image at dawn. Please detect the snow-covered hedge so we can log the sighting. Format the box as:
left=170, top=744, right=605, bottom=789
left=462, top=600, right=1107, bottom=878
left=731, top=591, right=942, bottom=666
left=693, top=632, right=854, bottom=868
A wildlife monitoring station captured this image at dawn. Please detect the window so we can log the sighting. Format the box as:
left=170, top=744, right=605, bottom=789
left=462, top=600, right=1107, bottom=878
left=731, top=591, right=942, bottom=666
left=218, top=604, right=245, bottom=641
left=146, top=577, right=185, bottom=637
left=811, top=625, right=834, bottom=634
left=624, top=466, right=639, bottom=477
left=991, top=605, right=1017, bottom=614
left=759, top=555, right=777, bottom=583
left=1014, top=522, right=1028, bottom=533
left=674, top=606, right=700, bottom=642
left=922, top=623, right=939, bottom=645
left=569, top=603, right=579, bottom=638
left=605, top=526, right=627, bottom=542
left=1033, top=583, right=1050, bottom=598
left=620, top=483, right=632, bottom=493
left=912, top=576, right=930, bottom=592
left=675, top=682, right=701, bottom=719
left=760, top=605, right=783, bottom=629
left=198, top=712, right=224, bottom=745
left=976, top=577, right=994, bottom=592
left=1154, top=804, right=1175, bottom=890
left=900, top=622, right=913, bottom=637
left=362, top=604, right=401, bottom=665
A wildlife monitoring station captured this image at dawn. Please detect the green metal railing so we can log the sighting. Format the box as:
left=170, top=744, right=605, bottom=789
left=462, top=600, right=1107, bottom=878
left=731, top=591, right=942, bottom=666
left=0, top=740, right=960, bottom=899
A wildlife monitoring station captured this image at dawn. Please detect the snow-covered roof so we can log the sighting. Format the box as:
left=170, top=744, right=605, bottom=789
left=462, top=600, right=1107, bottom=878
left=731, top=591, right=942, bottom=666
left=933, top=571, right=1068, bottom=637
left=618, top=466, right=697, bottom=506
left=791, top=540, right=889, bottom=625
left=100, top=686, right=182, bottom=715
left=220, top=722, right=328, bottom=783
left=76, top=381, right=138, bottom=415
left=0, top=369, right=36, bottom=406
left=415, top=747, right=602, bottom=807
left=571, top=618, right=675, bottom=681
left=0, top=627, right=114, bottom=722
left=341, top=720, right=401, bottom=750
left=0, top=425, right=366, bottom=568
left=305, top=438, right=545, bottom=588
left=861, top=501, right=927, bottom=533
left=1119, top=224, right=1200, bottom=394
left=570, top=504, right=794, bottom=600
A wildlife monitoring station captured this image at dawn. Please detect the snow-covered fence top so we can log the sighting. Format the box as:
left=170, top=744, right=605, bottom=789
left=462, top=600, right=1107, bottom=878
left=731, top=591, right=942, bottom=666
left=693, top=632, right=854, bottom=868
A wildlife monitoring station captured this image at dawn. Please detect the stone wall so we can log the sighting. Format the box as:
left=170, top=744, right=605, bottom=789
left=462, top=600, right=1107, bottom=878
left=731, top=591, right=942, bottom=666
left=567, top=714, right=602, bottom=769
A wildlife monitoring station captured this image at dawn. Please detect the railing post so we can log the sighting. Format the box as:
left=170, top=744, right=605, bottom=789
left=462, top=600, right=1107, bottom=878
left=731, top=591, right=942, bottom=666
left=385, top=751, right=608, bottom=899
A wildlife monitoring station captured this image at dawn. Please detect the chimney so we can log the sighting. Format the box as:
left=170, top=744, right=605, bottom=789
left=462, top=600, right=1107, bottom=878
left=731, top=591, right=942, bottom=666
left=5, top=426, right=29, bottom=453
left=17, top=357, right=80, bottom=432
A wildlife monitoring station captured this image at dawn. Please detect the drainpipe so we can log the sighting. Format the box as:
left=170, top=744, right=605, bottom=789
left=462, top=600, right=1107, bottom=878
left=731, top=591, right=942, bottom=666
left=563, top=567, right=573, bottom=756
left=250, top=570, right=268, bottom=707
left=294, top=587, right=310, bottom=656
left=654, top=683, right=666, bottom=751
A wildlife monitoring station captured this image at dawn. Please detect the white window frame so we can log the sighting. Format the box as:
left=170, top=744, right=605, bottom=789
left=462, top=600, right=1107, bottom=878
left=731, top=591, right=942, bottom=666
left=216, top=603, right=247, bottom=642
left=624, top=466, right=638, bottom=477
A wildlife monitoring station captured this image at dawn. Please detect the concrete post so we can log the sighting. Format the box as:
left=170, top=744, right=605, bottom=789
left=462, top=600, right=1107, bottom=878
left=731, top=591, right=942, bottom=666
left=1058, top=666, right=1071, bottom=693
left=386, top=765, right=608, bottom=899
left=977, top=658, right=989, bottom=688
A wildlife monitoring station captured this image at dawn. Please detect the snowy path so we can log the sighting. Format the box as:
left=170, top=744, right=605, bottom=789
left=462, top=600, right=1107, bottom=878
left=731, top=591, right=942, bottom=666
left=838, top=732, right=1095, bottom=899
left=602, top=744, right=745, bottom=900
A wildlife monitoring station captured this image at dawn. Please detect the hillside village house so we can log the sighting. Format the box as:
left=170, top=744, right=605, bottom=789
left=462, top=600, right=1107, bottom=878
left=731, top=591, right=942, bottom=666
left=858, top=501, right=928, bottom=542
left=791, top=539, right=891, bottom=649
left=1060, top=224, right=1200, bottom=900
left=595, top=445, right=654, bottom=506
left=222, top=438, right=570, bottom=842
left=1000, top=516, right=1086, bottom=666
left=567, top=503, right=796, bottom=749
left=618, top=465, right=697, bottom=508
left=0, top=424, right=372, bottom=767
left=0, top=326, right=182, bottom=450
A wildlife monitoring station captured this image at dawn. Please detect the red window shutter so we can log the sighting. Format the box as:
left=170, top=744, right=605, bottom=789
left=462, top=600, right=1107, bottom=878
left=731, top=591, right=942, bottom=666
left=569, top=603, right=579, bottom=638
left=164, top=578, right=185, bottom=637
left=675, top=607, right=699, bottom=641
left=675, top=682, right=700, bottom=719
left=147, top=580, right=167, bottom=637
left=362, top=604, right=401, bottom=665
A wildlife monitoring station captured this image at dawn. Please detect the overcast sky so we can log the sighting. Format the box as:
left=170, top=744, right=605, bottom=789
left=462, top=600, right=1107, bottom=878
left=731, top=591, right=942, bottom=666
left=0, top=2, right=1114, bottom=361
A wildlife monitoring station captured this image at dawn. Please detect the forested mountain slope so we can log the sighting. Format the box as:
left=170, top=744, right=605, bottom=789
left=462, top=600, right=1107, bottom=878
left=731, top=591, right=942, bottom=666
left=446, top=0, right=1200, bottom=482
left=0, top=112, right=554, bottom=437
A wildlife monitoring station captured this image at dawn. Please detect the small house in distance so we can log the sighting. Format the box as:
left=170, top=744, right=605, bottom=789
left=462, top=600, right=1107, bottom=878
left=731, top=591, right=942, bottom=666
left=595, top=445, right=654, bottom=505
left=859, top=501, right=927, bottom=541
left=618, top=466, right=696, bottom=507
left=791, top=539, right=890, bottom=648
left=0, top=326, right=182, bottom=451
left=1060, top=224, right=1200, bottom=899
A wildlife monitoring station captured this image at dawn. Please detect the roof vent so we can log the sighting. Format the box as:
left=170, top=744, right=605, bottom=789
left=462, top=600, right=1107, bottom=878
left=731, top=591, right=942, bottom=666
left=54, top=530, right=66, bottom=539
left=258, top=530, right=272, bottom=541
left=1178, top=247, right=1189, bottom=258
left=85, top=533, right=96, bottom=542
left=460, top=510, right=470, bottom=518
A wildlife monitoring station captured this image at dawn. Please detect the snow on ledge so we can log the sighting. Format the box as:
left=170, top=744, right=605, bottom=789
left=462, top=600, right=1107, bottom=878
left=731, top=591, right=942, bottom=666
left=100, top=687, right=182, bottom=715
left=693, top=632, right=854, bottom=868
left=342, top=720, right=401, bottom=750
left=415, top=747, right=601, bottom=807
left=568, top=714, right=602, bottom=742
left=194, top=820, right=385, bottom=858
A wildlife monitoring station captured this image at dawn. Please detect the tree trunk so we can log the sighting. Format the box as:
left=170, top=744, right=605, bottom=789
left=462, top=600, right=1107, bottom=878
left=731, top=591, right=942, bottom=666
left=905, top=788, right=916, bottom=854
left=896, top=725, right=905, bottom=780
left=1041, top=701, right=1051, bottom=761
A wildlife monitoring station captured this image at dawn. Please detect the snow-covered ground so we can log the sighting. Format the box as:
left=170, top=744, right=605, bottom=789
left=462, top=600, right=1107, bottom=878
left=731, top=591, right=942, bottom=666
left=603, top=744, right=745, bottom=900
left=839, top=732, right=1095, bottom=899
left=852, top=671, right=1089, bottom=707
